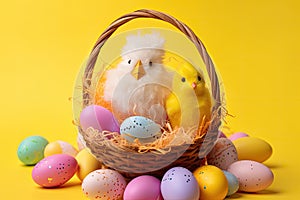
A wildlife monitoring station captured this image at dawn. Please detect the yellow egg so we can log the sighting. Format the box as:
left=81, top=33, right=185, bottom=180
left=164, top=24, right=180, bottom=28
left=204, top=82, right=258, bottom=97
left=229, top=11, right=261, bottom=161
left=232, top=137, right=272, bottom=163
left=75, top=148, right=102, bottom=181
left=193, top=165, right=228, bottom=200
left=44, top=140, right=78, bottom=157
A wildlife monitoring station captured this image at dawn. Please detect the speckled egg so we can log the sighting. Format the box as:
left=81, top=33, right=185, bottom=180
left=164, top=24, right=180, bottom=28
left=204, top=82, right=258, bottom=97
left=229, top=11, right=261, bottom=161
left=227, top=160, right=274, bottom=192
left=207, top=138, right=238, bottom=170
left=120, top=116, right=162, bottom=143
left=44, top=140, right=78, bottom=157
left=17, top=135, right=49, bottom=165
left=193, top=165, right=228, bottom=200
left=161, top=167, right=199, bottom=200
left=82, top=169, right=126, bottom=200
left=32, top=154, right=78, bottom=187
left=124, top=175, right=163, bottom=200
left=233, top=137, right=273, bottom=163
left=76, top=148, right=102, bottom=181
left=222, top=170, right=239, bottom=196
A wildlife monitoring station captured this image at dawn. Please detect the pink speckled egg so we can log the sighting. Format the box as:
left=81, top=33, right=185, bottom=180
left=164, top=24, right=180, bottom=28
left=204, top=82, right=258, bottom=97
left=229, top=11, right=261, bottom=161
left=227, top=160, right=274, bottom=192
left=229, top=132, right=249, bottom=141
left=207, top=138, right=238, bottom=170
left=82, top=169, right=126, bottom=200
left=32, top=154, right=78, bottom=188
left=80, top=105, right=120, bottom=133
left=124, top=175, right=163, bottom=200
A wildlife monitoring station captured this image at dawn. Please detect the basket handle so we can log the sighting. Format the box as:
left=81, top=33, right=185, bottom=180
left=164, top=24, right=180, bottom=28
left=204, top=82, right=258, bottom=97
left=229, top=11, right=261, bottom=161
left=83, top=9, right=222, bottom=127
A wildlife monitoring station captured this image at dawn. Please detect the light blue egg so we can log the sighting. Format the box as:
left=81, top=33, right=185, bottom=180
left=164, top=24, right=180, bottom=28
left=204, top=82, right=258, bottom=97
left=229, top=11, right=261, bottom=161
left=223, top=170, right=239, bottom=196
left=120, top=116, right=161, bottom=143
left=17, top=136, right=49, bottom=165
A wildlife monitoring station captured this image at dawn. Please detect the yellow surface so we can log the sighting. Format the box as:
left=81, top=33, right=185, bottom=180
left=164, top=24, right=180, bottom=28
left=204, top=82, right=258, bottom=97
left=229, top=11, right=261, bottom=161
left=1, top=0, right=299, bottom=199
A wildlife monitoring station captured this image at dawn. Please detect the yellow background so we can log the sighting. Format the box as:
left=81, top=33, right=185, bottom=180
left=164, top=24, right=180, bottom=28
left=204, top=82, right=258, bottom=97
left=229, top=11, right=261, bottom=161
left=1, top=0, right=299, bottom=199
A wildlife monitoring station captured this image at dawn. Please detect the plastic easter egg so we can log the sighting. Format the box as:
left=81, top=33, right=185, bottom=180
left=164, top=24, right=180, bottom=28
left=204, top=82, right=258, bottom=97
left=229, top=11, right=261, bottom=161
left=124, top=175, right=163, bottom=200
left=193, top=165, right=228, bottom=200
left=229, top=132, right=249, bottom=141
left=44, top=140, right=78, bottom=157
left=120, top=116, right=162, bottom=143
left=80, top=105, right=120, bottom=133
left=76, top=148, right=102, bottom=181
left=207, top=138, right=238, bottom=170
left=233, top=137, right=272, bottom=162
left=82, top=169, right=126, bottom=200
left=161, top=167, right=199, bottom=200
left=17, top=135, right=49, bottom=165
left=228, top=160, right=274, bottom=192
left=222, top=170, right=239, bottom=196
left=32, top=154, right=78, bottom=187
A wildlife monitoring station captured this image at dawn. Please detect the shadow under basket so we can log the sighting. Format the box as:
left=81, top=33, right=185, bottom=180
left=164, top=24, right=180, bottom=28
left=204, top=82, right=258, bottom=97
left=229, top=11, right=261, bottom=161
left=78, top=9, right=223, bottom=180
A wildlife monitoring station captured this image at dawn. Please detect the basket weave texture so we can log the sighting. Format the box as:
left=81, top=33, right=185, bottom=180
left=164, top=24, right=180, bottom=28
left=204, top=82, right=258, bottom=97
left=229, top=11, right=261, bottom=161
left=79, top=9, right=222, bottom=180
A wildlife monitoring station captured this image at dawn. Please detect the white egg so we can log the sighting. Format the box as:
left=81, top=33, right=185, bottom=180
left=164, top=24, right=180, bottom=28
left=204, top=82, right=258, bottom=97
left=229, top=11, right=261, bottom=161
left=82, top=169, right=127, bottom=200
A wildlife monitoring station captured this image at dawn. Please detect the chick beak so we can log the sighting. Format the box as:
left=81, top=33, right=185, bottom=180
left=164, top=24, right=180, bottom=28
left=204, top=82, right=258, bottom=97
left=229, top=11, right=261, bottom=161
left=131, top=60, right=145, bottom=80
left=192, top=82, right=197, bottom=89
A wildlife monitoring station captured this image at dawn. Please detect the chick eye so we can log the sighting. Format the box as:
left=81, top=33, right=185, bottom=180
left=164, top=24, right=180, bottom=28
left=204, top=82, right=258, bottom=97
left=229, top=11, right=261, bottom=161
left=197, top=75, right=202, bottom=81
left=128, top=59, right=131, bottom=64
left=149, top=61, right=153, bottom=66
left=181, top=77, right=186, bottom=82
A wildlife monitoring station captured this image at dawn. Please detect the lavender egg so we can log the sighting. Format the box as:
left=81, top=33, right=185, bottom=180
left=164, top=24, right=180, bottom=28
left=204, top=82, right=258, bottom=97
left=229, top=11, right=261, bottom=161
left=161, top=167, right=200, bottom=200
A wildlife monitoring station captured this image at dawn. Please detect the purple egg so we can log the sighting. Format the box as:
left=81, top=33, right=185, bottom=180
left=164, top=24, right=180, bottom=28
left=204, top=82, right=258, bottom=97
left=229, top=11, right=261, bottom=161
left=124, top=175, right=163, bottom=200
left=161, top=167, right=199, bottom=200
left=218, top=131, right=227, bottom=138
left=79, top=105, right=120, bottom=133
left=229, top=132, right=249, bottom=141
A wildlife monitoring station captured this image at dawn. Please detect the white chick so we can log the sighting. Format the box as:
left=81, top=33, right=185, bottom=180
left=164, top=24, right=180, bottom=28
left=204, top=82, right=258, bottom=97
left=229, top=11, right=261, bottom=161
left=103, top=32, right=173, bottom=126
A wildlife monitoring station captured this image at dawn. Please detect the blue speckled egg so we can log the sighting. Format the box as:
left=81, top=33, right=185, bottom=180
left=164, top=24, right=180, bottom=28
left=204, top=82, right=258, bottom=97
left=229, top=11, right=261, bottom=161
left=120, top=116, right=161, bottom=143
left=223, top=170, right=239, bottom=196
left=17, top=135, right=49, bottom=165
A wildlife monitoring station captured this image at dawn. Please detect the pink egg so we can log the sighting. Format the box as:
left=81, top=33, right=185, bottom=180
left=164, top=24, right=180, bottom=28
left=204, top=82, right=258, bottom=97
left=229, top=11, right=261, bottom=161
left=124, top=175, right=163, bottom=200
left=32, top=154, right=78, bottom=188
left=79, top=105, right=120, bottom=133
left=227, top=160, right=274, bottom=192
left=229, top=132, right=249, bottom=141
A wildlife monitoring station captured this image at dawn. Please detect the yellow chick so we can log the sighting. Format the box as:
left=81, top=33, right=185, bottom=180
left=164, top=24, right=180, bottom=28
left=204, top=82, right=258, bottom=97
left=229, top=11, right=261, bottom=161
left=165, top=57, right=212, bottom=131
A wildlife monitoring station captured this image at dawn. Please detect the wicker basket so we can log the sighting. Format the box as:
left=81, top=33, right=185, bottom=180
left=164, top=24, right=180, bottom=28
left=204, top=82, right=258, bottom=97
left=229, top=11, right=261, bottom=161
left=79, top=9, right=222, bottom=180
